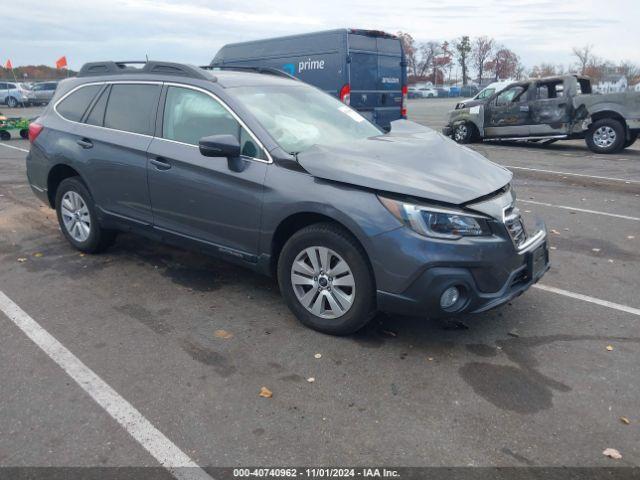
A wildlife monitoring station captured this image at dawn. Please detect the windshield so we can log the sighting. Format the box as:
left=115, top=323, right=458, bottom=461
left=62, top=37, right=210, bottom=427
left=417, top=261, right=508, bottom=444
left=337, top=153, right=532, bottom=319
left=229, top=85, right=383, bottom=154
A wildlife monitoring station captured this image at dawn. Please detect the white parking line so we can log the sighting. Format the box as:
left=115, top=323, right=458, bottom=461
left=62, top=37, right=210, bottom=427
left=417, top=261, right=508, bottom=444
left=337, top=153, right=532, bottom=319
left=0, top=143, right=29, bottom=153
left=0, top=290, right=213, bottom=480
left=533, top=284, right=640, bottom=316
left=504, top=165, right=640, bottom=184
left=519, top=199, right=640, bottom=221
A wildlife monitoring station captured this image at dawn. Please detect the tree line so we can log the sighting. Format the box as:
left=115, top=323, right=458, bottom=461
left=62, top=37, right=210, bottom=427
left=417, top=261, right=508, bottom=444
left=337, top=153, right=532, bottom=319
left=398, top=32, right=639, bottom=86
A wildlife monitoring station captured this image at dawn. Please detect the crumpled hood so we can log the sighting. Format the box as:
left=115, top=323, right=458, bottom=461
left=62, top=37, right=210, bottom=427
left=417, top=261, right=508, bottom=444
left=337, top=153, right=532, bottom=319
left=296, top=120, right=512, bottom=205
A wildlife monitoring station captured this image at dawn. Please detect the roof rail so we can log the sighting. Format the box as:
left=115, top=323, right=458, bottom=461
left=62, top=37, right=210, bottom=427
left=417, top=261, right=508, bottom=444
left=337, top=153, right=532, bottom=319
left=203, top=65, right=298, bottom=81
left=77, top=61, right=214, bottom=81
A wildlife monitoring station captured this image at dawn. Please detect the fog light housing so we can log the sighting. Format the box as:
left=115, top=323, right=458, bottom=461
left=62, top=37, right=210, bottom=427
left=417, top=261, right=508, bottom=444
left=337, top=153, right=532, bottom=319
left=440, top=286, right=460, bottom=309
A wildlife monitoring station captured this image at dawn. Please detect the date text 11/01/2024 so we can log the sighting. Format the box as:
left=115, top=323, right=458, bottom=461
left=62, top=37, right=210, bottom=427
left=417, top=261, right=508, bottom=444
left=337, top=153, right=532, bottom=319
left=232, top=468, right=400, bottom=477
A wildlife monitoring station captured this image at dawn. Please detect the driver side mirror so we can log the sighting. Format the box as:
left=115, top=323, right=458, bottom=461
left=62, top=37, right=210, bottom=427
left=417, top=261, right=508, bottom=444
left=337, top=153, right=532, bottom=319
left=199, top=134, right=241, bottom=158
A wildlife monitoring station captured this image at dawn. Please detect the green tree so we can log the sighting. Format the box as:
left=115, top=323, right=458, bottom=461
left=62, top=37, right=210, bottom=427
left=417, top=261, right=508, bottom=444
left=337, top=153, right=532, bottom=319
left=454, top=36, right=472, bottom=85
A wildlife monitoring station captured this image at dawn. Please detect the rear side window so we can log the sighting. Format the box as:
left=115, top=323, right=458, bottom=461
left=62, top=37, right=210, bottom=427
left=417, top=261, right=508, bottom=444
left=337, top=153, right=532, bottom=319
left=57, top=85, right=101, bottom=122
left=104, top=84, right=160, bottom=135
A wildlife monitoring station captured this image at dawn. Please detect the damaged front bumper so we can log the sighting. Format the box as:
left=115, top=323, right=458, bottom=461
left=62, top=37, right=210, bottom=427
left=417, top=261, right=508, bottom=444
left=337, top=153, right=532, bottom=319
left=374, top=218, right=550, bottom=319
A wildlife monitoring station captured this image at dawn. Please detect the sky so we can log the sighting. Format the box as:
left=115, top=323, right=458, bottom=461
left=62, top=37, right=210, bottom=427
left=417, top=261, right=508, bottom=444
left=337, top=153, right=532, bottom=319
left=1, top=0, right=638, bottom=70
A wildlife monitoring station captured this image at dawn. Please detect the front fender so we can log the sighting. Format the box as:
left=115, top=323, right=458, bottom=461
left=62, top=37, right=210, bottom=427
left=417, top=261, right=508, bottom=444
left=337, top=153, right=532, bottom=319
left=447, top=105, right=485, bottom=136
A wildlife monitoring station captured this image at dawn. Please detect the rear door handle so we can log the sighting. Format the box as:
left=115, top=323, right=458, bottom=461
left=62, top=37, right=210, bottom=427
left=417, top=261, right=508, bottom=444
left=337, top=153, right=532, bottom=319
left=150, top=157, right=171, bottom=170
left=76, top=138, right=93, bottom=149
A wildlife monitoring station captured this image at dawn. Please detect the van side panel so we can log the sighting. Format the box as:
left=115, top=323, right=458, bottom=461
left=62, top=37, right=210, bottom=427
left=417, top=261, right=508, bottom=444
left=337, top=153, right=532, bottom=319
left=212, top=30, right=347, bottom=96
left=212, top=29, right=407, bottom=129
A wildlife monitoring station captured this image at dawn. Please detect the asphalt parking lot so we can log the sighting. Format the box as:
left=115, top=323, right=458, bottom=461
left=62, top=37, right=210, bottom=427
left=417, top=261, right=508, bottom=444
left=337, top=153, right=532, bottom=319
left=0, top=99, right=639, bottom=472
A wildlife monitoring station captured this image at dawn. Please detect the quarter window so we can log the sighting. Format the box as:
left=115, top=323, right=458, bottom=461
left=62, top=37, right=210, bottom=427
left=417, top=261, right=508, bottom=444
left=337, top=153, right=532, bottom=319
left=57, top=85, right=101, bottom=122
left=162, top=86, right=265, bottom=159
left=85, top=87, right=109, bottom=126
left=104, top=84, right=160, bottom=136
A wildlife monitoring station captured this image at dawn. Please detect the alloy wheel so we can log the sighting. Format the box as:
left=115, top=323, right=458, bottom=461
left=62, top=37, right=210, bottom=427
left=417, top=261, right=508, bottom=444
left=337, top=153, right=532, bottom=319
left=290, top=246, right=356, bottom=319
left=454, top=124, right=468, bottom=142
left=593, top=126, right=616, bottom=148
left=61, top=191, right=91, bottom=242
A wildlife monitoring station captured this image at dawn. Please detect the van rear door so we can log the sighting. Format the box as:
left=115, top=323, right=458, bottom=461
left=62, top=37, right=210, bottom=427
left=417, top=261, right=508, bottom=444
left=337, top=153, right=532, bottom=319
left=348, top=32, right=404, bottom=130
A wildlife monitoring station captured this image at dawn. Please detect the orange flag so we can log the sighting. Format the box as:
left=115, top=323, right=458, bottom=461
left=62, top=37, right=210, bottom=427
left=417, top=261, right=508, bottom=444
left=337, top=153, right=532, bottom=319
left=56, top=56, right=67, bottom=69
left=5, top=59, right=12, bottom=69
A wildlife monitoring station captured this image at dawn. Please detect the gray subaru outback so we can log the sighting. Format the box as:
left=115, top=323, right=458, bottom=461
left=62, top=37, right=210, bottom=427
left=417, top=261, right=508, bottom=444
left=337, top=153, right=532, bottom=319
left=26, top=61, right=549, bottom=335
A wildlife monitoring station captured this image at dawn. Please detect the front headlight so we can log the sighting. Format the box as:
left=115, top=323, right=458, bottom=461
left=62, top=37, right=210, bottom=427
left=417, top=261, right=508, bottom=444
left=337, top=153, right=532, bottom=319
left=378, top=195, right=491, bottom=239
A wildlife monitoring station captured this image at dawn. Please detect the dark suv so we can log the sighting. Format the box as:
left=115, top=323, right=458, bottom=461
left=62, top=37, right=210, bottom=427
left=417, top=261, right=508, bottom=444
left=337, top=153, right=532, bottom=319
left=26, top=61, right=549, bottom=335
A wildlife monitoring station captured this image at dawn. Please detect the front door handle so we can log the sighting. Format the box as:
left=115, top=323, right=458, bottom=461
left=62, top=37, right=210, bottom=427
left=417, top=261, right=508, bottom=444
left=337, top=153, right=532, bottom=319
left=76, top=138, right=93, bottom=149
left=150, top=157, right=171, bottom=170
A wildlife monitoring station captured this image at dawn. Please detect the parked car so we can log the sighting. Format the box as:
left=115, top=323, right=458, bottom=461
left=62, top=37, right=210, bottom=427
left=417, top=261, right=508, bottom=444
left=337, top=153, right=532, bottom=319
left=211, top=29, right=407, bottom=131
left=408, top=86, right=421, bottom=99
left=444, top=75, right=640, bottom=153
left=459, top=85, right=479, bottom=98
left=26, top=60, right=549, bottom=335
left=448, top=86, right=461, bottom=97
left=418, top=87, right=438, bottom=98
left=31, top=81, right=58, bottom=105
left=436, top=88, right=449, bottom=98
left=455, top=81, right=511, bottom=110
left=0, top=82, right=36, bottom=107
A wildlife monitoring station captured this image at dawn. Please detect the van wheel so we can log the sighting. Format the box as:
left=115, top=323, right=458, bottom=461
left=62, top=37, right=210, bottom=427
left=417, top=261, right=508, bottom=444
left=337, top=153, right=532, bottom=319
left=623, top=132, right=638, bottom=149
left=55, top=177, right=116, bottom=253
left=453, top=122, right=476, bottom=144
left=586, top=118, right=625, bottom=154
left=277, top=223, right=376, bottom=335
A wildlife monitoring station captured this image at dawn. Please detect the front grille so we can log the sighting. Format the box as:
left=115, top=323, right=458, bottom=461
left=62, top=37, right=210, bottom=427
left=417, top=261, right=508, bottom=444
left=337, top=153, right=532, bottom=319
left=504, top=206, right=527, bottom=248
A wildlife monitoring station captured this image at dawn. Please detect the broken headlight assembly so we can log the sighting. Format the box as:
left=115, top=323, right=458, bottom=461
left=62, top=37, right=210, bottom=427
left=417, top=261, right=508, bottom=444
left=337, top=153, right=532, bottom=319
left=378, top=195, right=492, bottom=239
left=455, top=102, right=466, bottom=109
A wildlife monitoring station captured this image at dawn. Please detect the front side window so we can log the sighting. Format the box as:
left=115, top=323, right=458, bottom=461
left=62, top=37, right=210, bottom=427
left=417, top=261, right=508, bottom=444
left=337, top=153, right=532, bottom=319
left=478, top=88, right=494, bottom=99
left=228, top=84, right=383, bottom=154
left=495, top=86, right=527, bottom=105
left=162, top=86, right=265, bottom=159
left=104, top=84, right=160, bottom=136
left=57, top=85, right=101, bottom=122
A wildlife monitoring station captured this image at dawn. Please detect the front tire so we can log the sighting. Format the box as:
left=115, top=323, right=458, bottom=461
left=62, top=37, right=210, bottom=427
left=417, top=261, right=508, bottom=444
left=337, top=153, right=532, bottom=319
left=277, top=223, right=376, bottom=335
left=7, top=97, right=18, bottom=108
left=453, top=122, right=476, bottom=144
left=55, top=177, right=115, bottom=253
left=586, top=118, right=625, bottom=154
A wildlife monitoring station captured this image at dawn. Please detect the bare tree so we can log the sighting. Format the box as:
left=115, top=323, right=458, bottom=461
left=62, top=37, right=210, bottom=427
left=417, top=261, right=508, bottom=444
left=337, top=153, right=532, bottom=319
left=472, top=36, right=494, bottom=84
left=418, top=41, right=441, bottom=79
left=397, top=31, right=418, bottom=77
left=617, top=60, right=640, bottom=80
left=454, top=36, right=472, bottom=85
left=572, top=45, right=593, bottom=75
left=487, top=47, right=520, bottom=81
left=530, top=63, right=558, bottom=78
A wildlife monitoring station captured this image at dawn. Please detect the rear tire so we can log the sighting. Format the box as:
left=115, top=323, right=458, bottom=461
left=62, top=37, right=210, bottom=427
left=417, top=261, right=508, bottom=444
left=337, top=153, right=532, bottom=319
left=453, top=122, right=476, bottom=144
left=277, top=223, right=376, bottom=335
left=586, top=118, right=625, bottom=154
left=55, top=177, right=116, bottom=253
left=19, top=129, right=28, bottom=139
left=7, top=97, right=17, bottom=108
